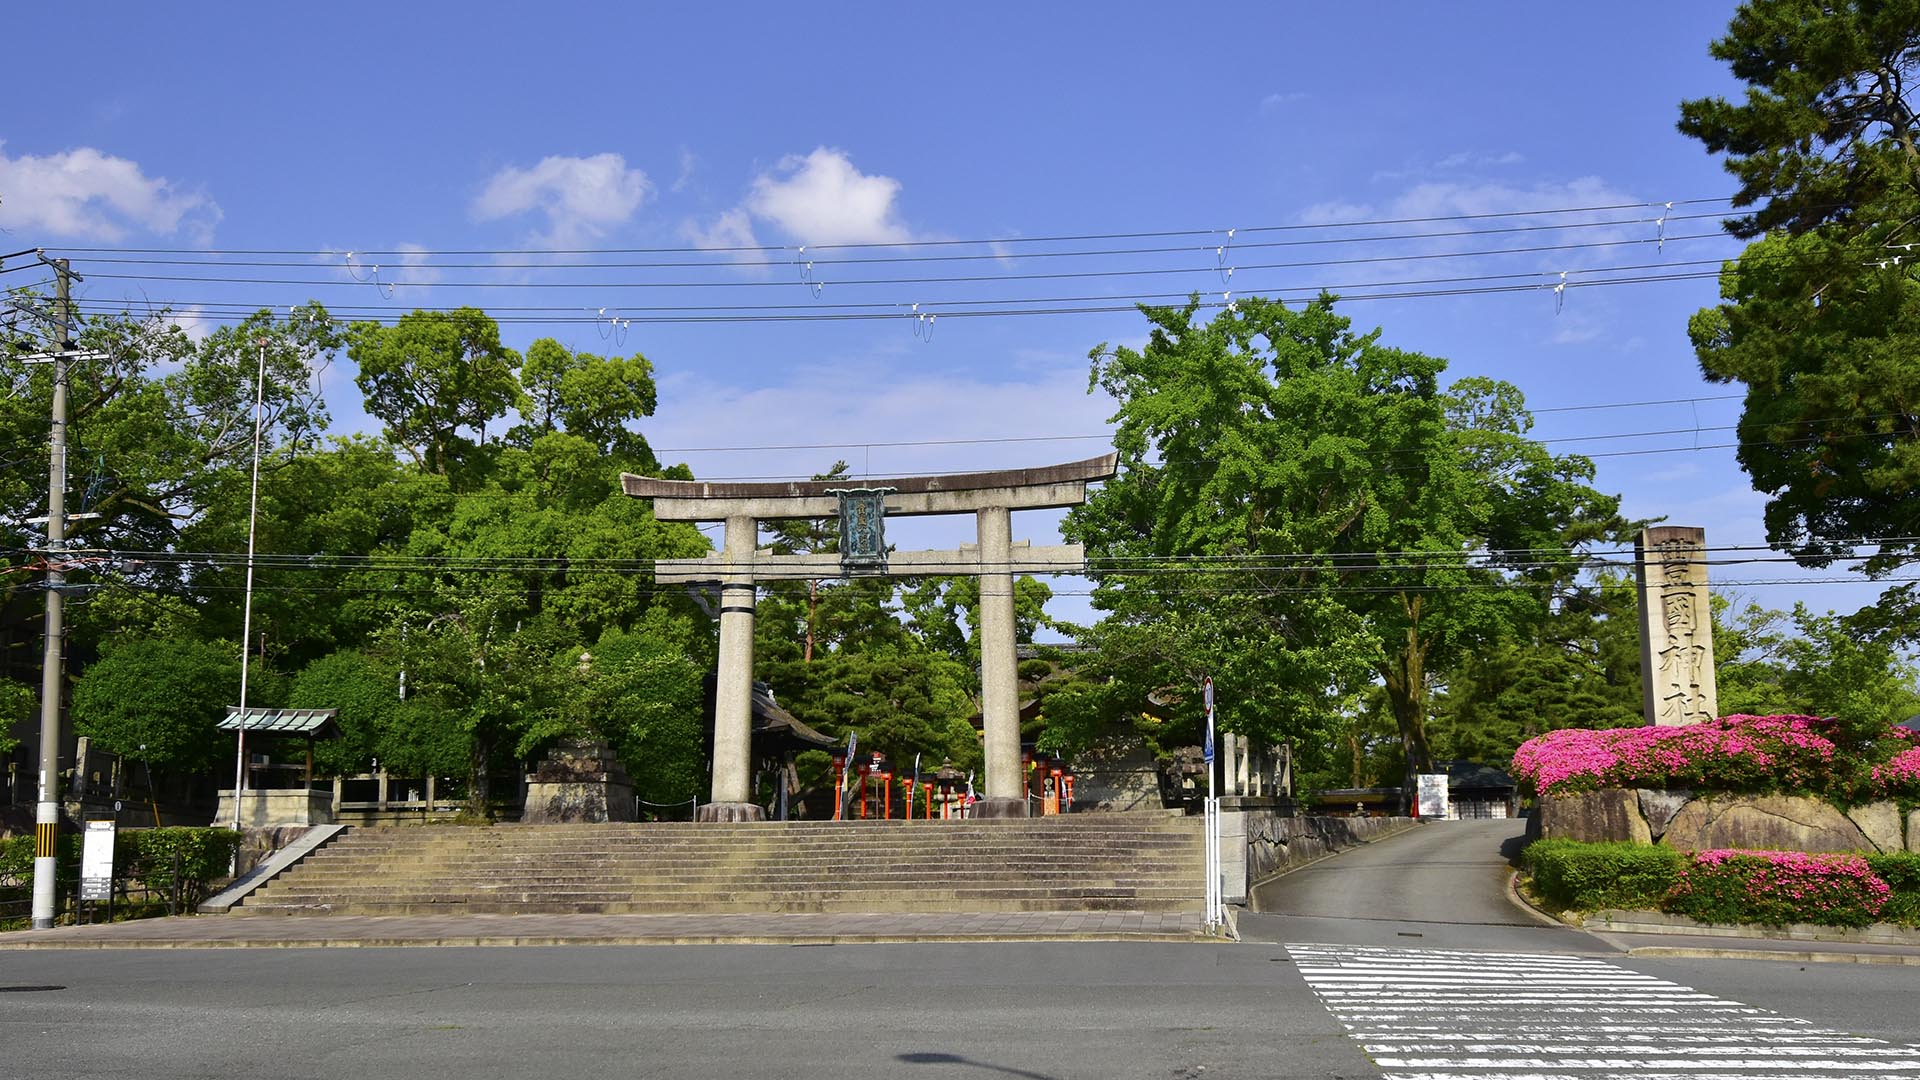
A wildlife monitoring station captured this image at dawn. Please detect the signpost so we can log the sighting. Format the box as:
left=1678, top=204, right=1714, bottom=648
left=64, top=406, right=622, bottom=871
left=79, top=819, right=116, bottom=921
left=1416, top=773, right=1451, bottom=820
left=1201, top=676, right=1221, bottom=931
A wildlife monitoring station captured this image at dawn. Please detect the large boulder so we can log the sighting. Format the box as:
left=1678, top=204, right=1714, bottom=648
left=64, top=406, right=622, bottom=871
left=1846, top=801, right=1905, bottom=853
left=1663, top=794, right=1870, bottom=853
left=1537, top=789, right=1651, bottom=844
left=1636, top=789, right=1692, bottom=841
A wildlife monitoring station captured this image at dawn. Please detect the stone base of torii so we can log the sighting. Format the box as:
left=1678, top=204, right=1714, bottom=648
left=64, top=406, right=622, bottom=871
left=624, top=454, right=1117, bottom=822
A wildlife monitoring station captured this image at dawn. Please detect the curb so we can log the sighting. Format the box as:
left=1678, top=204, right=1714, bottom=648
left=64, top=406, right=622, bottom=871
left=1582, top=908, right=1920, bottom=947
left=1503, top=869, right=1572, bottom=929
left=0, top=930, right=1222, bottom=951
left=1624, top=945, right=1920, bottom=966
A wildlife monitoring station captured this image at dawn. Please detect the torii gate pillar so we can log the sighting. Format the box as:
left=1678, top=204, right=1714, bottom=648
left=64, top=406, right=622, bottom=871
left=975, top=505, right=1022, bottom=812
left=711, top=514, right=759, bottom=812
left=627, top=454, right=1115, bottom=822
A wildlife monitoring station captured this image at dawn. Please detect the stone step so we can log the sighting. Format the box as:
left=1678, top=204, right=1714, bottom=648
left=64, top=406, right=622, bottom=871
left=241, top=896, right=1200, bottom=916
left=237, top=811, right=1201, bottom=916
left=311, top=834, right=1198, bottom=849
left=300, top=849, right=1198, bottom=866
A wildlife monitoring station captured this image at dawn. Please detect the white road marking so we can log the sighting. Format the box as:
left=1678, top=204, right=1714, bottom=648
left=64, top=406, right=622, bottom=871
left=1289, top=943, right=1920, bottom=1079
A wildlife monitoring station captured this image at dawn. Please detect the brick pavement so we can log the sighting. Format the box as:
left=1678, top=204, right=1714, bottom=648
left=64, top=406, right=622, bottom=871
left=0, top=909, right=1216, bottom=949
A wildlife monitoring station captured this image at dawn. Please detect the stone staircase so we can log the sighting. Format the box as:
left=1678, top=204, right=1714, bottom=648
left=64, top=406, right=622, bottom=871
left=234, top=810, right=1205, bottom=916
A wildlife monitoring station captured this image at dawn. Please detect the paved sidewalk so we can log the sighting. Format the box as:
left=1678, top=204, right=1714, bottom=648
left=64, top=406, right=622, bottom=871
left=0, top=909, right=1214, bottom=949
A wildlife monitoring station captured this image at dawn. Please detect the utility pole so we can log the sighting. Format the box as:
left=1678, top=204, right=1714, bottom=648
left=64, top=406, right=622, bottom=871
left=30, top=259, right=74, bottom=930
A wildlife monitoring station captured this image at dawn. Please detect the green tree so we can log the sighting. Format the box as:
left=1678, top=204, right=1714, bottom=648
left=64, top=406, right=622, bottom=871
left=1715, top=596, right=1920, bottom=739
left=1678, top=0, right=1920, bottom=239
left=348, top=308, right=521, bottom=481
left=1680, top=2, right=1920, bottom=582
left=286, top=649, right=462, bottom=779
left=576, top=614, right=709, bottom=807
left=514, top=338, right=664, bottom=469
left=1065, top=297, right=1623, bottom=784
left=1430, top=577, right=1646, bottom=766
left=3, top=302, right=340, bottom=678
left=70, top=638, right=245, bottom=772
left=0, top=677, right=30, bottom=757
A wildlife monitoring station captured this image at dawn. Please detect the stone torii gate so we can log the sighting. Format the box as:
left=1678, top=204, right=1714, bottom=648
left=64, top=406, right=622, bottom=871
left=624, top=453, right=1116, bottom=822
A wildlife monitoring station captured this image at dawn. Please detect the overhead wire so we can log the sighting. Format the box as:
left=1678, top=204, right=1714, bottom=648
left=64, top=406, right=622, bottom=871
left=43, top=197, right=1741, bottom=258
left=54, top=212, right=1735, bottom=272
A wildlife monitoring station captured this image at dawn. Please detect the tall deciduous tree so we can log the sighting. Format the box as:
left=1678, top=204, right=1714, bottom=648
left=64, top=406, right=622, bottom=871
left=1064, top=297, right=1622, bottom=784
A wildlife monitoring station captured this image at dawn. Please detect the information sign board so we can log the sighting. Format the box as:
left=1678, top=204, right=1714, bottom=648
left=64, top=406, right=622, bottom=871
left=80, top=819, right=116, bottom=901
left=1416, top=773, right=1451, bottom=820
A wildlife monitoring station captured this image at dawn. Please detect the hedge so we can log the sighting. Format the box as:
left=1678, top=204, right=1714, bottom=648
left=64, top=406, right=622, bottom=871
left=0, top=826, right=239, bottom=927
left=1522, top=838, right=1685, bottom=911
left=1522, top=838, right=1920, bottom=928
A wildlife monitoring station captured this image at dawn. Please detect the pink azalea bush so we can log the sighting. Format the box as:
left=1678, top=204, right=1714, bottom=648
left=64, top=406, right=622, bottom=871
left=1872, top=745, right=1920, bottom=795
left=1666, top=849, right=1890, bottom=928
left=1511, top=714, right=1847, bottom=798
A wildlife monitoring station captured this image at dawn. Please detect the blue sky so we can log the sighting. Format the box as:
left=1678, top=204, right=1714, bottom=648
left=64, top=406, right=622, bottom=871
left=2, top=2, right=1890, bottom=625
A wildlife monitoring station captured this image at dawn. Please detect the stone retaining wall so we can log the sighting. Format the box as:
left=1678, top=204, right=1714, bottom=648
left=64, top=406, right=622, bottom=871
left=1537, top=789, right=1918, bottom=852
left=1240, top=813, right=1420, bottom=910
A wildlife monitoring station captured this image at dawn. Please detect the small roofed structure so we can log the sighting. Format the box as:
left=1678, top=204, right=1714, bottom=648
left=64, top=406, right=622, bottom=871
left=218, top=707, right=339, bottom=788
left=749, top=683, right=836, bottom=755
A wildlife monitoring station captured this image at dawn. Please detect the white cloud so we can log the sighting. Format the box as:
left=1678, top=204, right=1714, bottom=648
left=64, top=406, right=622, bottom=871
left=747, top=148, right=912, bottom=246
left=692, top=148, right=914, bottom=252
left=0, top=141, right=220, bottom=242
left=1260, top=91, right=1309, bottom=112
left=671, top=148, right=698, bottom=194
left=1434, top=150, right=1525, bottom=170
left=684, top=207, right=758, bottom=252
left=471, top=152, right=651, bottom=247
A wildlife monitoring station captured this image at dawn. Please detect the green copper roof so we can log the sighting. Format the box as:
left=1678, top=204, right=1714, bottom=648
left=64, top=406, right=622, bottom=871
left=219, top=707, right=339, bottom=735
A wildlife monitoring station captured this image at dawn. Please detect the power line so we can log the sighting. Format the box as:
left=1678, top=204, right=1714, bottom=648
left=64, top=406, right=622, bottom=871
left=48, top=269, right=1732, bottom=329
left=66, top=233, right=1733, bottom=292
left=59, top=253, right=1746, bottom=320
left=56, top=212, right=1734, bottom=273
left=43, top=197, right=1739, bottom=258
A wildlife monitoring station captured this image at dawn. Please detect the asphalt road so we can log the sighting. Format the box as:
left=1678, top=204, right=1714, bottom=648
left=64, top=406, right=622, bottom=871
left=5, top=818, right=1917, bottom=1080
left=1, top=942, right=1374, bottom=1080
left=1242, top=819, right=1920, bottom=1043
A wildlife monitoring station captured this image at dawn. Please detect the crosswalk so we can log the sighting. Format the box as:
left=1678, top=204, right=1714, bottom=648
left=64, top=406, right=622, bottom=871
left=1288, top=943, right=1920, bottom=1079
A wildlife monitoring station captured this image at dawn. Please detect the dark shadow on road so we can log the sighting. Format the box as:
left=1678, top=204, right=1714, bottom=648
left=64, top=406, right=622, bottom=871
left=898, top=1051, right=1058, bottom=1079
left=1499, top=830, right=1531, bottom=866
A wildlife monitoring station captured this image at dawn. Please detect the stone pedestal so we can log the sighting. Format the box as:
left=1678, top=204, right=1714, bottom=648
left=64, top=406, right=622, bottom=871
left=967, top=796, right=1030, bottom=819
left=694, top=801, right=766, bottom=822
left=216, top=788, right=335, bottom=828
left=520, top=739, right=634, bottom=824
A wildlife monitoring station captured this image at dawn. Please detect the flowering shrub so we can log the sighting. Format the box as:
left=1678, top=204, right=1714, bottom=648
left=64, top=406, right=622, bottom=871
left=1522, top=840, right=1920, bottom=928
left=1870, top=746, right=1920, bottom=795
left=1667, top=849, right=1889, bottom=928
left=1511, top=714, right=1853, bottom=798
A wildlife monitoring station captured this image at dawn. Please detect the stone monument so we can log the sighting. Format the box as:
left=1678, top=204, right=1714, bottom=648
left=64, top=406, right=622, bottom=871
left=1635, top=526, right=1718, bottom=727
left=520, top=738, right=635, bottom=824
